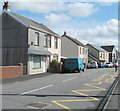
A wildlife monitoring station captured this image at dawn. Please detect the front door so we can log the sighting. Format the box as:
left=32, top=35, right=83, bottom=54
left=42, top=56, right=46, bottom=72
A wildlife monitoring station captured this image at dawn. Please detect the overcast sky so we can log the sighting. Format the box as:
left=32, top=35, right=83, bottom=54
left=0, top=0, right=119, bottom=49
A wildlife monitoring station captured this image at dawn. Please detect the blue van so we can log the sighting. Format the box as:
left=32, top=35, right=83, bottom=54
left=64, top=58, right=84, bottom=72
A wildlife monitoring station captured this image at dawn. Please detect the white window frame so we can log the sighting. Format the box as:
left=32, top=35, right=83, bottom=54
left=34, top=32, right=39, bottom=46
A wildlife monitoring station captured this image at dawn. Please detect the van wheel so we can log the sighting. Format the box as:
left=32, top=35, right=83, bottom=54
left=82, top=69, right=84, bottom=72
left=78, top=69, right=81, bottom=73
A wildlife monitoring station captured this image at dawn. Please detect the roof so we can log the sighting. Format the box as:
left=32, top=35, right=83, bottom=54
left=2, top=10, right=59, bottom=37
left=88, top=53, right=99, bottom=61
left=87, top=44, right=107, bottom=52
left=101, top=45, right=115, bottom=52
left=28, top=48, right=52, bottom=55
left=62, top=34, right=85, bottom=47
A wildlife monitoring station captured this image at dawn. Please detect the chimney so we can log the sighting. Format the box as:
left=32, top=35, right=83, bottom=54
left=64, top=31, right=67, bottom=36
left=3, top=1, right=10, bottom=11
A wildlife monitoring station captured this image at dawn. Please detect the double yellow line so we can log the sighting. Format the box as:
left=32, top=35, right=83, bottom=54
left=51, top=72, right=117, bottom=110
left=52, top=82, right=106, bottom=110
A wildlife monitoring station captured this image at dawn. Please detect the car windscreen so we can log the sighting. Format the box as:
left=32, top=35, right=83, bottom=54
left=90, top=62, right=95, bottom=65
left=66, top=60, right=77, bottom=64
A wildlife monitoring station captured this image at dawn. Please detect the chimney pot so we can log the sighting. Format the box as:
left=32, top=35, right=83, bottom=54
left=3, top=1, right=10, bottom=11
left=64, top=31, right=67, bottom=35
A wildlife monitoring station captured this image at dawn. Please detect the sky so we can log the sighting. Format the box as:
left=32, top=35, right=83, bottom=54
left=0, top=0, right=119, bottom=50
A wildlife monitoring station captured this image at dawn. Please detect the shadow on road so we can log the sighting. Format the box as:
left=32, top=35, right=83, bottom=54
left=2, top=93, right=107, bottom=98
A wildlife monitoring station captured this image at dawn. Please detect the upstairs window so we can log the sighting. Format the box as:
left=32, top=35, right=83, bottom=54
left=54, top=38, right=58, bottom=49
left=44, top=34, right=51, bottom=47
left=34, top=32, right=39, bottom=46
left=80, top=47, right=81, bottom=54
left=44, top=35, right=47, bottom=47
left=47, top=36, right=51, bottom=47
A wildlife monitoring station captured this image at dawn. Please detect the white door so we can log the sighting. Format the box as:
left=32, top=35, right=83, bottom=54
left=42, top=56, right=46, bottom=72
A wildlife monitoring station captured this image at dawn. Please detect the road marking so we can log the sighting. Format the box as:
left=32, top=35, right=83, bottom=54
left=51, top=71, right=115, bottom=110
left=27, top=106, right=39, bottom=109
left=52, top=101, right=73, bottom=111
left=20, top=84, right=53, bottom=95
left=62, top=77, right=76, bottom=83
left=61, top=74, right=79, bottom=75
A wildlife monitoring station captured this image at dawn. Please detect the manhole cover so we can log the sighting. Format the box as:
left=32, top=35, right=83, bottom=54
left=27, top=102, right=49, bottom=109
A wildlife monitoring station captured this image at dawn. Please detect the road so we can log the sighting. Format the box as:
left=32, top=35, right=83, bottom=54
left=2, top=68, right=118, bottom=110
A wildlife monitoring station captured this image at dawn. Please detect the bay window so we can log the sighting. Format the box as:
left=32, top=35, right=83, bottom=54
left=33, top=55, right=41, bottom=69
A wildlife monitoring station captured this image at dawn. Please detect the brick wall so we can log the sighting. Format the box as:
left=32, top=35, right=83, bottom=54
left=0, top=66, right=23, bottom=79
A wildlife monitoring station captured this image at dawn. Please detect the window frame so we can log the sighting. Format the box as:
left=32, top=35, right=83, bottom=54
left=44, top=34, right=51, bottom=48
left=44, top=35, right=47, bottom=47
left=53, top=54, right=58, bottom=61
left=54, top=37, right=58, bottom=49
left=33, top=55, right=41, bottom=69
left=47, top=36, right=51, bottom=48
left=34, top=32, right=39, bottom=46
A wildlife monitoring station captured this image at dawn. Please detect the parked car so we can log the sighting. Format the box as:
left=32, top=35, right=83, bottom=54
left=87, top=61, right=98, bottom=69
left=98, top=63, right=105, bottom=68
left=64, top=58, right=84, bottom=72
left=104, top=62, right=113, bottom=68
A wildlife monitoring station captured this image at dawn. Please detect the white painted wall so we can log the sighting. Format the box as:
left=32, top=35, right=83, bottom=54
left=78, top=46, right=88, bottom=64
left=46, top=36, right=61, bottom=62
left=99, top=52, right=109, bottom=63
left=27, top=28, right=61, bottom=74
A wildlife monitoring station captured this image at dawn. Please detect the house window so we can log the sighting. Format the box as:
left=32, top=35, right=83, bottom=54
left=103, top=54, right=105, bottom=59
left=44, top=34, right=51, bottom=47
left=82, top=48, right=84, bottom=54
left=54, top=38, right=58, bottom=49
left=33, top=55, right=41, bottom=69
left=44, top=35, right=47, bottom=47
left=53, top=54, right=58, bottom=61
left=34, top=32, right=39, bottom=46
left=101, top=53, right=102, bottom=58
left=47, top=36, right=51, bottom=47
left=80, top=47, right=81, bottom=54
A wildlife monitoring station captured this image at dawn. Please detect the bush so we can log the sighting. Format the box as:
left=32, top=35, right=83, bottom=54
left=49, top=60, right=60, bottom=71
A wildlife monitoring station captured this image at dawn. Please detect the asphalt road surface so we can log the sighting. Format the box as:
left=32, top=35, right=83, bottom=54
left=2, top=68, right=118, bottom=110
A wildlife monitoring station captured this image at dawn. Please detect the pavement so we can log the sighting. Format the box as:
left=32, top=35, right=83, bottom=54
left=1, top=72, right=57, bottom=84
left=103, top=76, right=120, bottom=111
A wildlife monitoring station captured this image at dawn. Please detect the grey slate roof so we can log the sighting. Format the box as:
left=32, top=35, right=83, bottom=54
left=62, top=34, right=85, bottom=47
left=87, top=44, right=107, bottom=52
left=91, top=44, right=107, bottom=52
left=28, top=48, right=52, bottom=55
left=88, top=53, right=99, bottom=61
left=3, top=11, right=59, bottom=37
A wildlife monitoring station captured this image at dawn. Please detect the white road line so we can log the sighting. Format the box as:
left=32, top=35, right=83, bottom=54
left=62, top=77, right=76, bottom=83
left=20, top=84, right=53, bottom=95
left=27, top=106, right=39, bottom=109
left=61, top=73, right=79, bottom=75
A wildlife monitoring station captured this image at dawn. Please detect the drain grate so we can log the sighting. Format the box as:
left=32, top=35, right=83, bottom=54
left=27, top=102, right=49, bottom=109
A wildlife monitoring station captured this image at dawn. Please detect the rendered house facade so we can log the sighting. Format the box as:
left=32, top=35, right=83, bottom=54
left=101, top=45, right=117, bottom=63
left=1, top=3, right=61, bottom=75
left=61, top=32, right=88, bottom=65
left=86, top=44, right=109, bottom=64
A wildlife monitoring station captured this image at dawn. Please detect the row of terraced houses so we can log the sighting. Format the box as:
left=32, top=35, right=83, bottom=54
left=1, top=2, right=119, bottom=75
